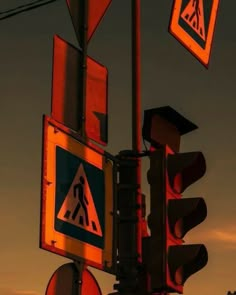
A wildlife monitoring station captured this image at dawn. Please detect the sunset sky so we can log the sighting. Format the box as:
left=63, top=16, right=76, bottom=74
left=0, top=0, right=236, bottom=294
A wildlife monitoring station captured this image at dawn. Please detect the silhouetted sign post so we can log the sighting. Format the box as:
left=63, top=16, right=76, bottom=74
left=41, top=2, right=114, bottom=293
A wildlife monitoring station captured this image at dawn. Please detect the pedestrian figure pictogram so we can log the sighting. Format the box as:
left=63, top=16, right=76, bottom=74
left=57, top=164, right=102, bottom=237
left=181, top=0, right=206, bottom=40
left=71, top=176, right=89, bottom=226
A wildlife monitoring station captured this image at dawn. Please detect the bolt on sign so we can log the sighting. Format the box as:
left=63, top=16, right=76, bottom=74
left=40, top=116, right=116, bottom=274
left=169, top=0, right=220, bottom=67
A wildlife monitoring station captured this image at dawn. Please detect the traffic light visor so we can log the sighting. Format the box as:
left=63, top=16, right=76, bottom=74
left=168, top=198, right=207, bottom=239
left=168, top=244, right=208, bottom=285
left=167, top=152, right=206, bottom=193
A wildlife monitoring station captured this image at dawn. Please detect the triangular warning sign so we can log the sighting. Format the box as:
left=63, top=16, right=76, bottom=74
left=181, top=0, right=206, bottom=41
left=57, top=164, right=102, bottom=237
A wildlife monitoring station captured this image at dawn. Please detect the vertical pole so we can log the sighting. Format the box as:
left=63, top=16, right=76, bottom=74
left=73, top=261, right=84, bottom=295
left=79, top=0, right=88, bottom=138
left=131, top=0, right=142, bottom=264
left=73, top=0, right=88, bottom=291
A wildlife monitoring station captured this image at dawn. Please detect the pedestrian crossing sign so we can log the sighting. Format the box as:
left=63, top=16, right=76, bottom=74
left=169, top=0, right=220, bottom=67
left=40, top=116, right=115, bottom=273
left=57, top=162, right=103, bottom=237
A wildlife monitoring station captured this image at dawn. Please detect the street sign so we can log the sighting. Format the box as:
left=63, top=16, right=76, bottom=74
left=40, top=116, right=115, bottom=273
left=46, top=263, right=102, bottom=295
left=169, top=0, right=220, bottom=67
left=51, top=35, right=108, bottom=146
left=66, top=0, right=112, bottom=45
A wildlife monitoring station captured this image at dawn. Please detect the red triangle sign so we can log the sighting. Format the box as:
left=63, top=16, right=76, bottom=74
left=88, top=0, right=112, bottom=41
left=66, top=0, right=112, bottom=44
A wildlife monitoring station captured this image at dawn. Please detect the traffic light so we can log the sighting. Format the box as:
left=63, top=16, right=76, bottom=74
left=145, top=144, right=208, bottom=294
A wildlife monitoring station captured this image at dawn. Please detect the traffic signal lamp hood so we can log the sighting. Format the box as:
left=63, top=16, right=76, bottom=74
left=167, top=151, right=206, bottom=193
left=168, top=198, right=207, bottom=239
left=168, top=244, right=208, bottom=285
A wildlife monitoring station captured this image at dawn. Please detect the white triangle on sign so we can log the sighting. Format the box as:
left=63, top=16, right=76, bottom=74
left=57, top=164, right=102, bottom=237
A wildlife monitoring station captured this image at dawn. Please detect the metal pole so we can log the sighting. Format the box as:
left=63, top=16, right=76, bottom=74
left=79, top=0, right=88, bottom=138
left=131, top=0, right=142, bottom=264
left=73, top=261, right=84, bottom=295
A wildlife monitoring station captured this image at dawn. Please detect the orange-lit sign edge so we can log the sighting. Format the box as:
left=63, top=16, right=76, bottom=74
left=169, top=0, right=220, bottom=67
left=40, top=115, right=114, bottom=273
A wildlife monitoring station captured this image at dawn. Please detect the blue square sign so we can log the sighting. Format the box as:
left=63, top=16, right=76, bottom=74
left=55, top=146, right=105, bottom=249
left=40, top=116, right=115, bottom=272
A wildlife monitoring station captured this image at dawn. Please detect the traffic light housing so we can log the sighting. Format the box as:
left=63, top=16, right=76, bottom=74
left=145, top=145, right=208, bottom=293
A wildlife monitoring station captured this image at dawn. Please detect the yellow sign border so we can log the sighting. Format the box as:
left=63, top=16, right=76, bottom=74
left=169, top=0, right=220, bottom=67
left=40, top=116, right=114, bottom=272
